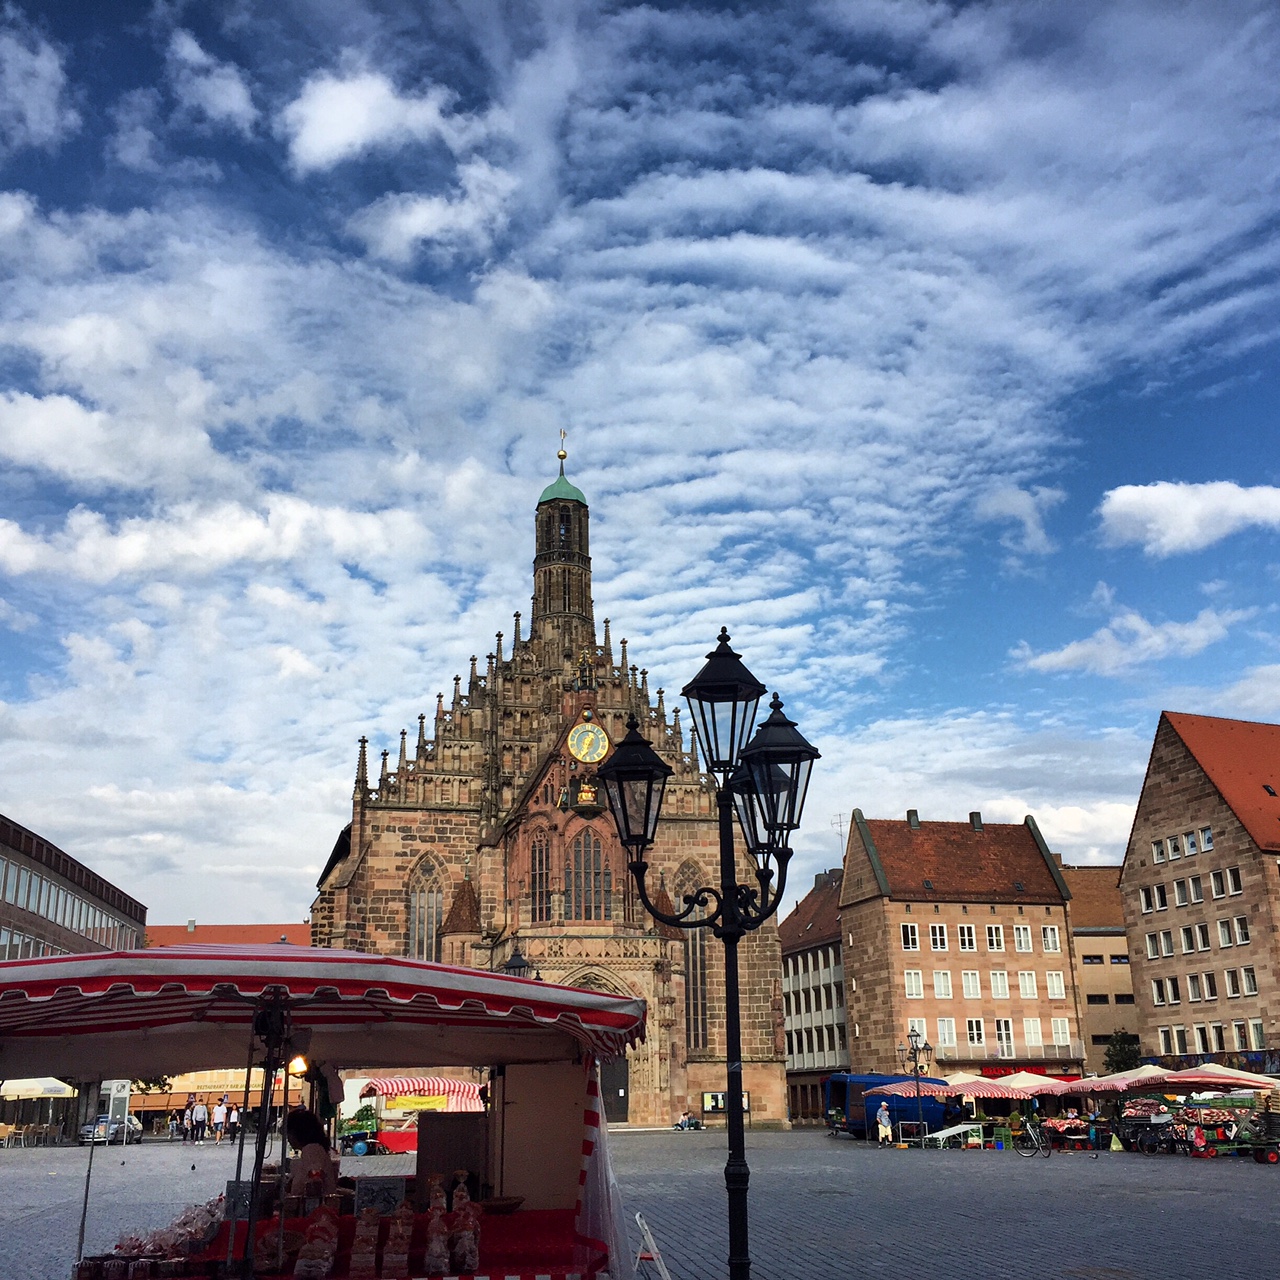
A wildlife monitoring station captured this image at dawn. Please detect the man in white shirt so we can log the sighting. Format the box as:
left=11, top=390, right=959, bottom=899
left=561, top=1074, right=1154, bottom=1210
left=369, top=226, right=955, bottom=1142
left=191, top=1099, right=208, bottom=1145
left=212, top=1099, right=228, bottom=1144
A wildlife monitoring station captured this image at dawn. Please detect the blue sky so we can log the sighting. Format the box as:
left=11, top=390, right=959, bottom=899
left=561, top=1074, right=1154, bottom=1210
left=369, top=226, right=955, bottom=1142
left=0, top=1, right=1278, bottom=924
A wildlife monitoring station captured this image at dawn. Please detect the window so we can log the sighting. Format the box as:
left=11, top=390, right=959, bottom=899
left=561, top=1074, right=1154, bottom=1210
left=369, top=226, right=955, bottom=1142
left=930, top=923, right=948, bottom=951
left=961, top=970, right=981, bottom=999
left=1145, top=933, right=1159, bottom=960
left=995, top=1018, right=1014, bottom=1058
left=1189, top=876, right=1203, bottom=903
left=1174, top=1026, right=1189, bottom=1055
left=1225, top=969, right=1241, bottom=998
left=1140, top=887, right=1154, bottom=913
left=1180, top=927, right=1196, bottom=954
left=408, top=875, right=445, bottom=963
left=1212, top=1024, right=1226, bottom=1052
left=1233, top=1021, right=1248, bottom=1050
left=1081, top=954, right=1104, bottom=965
left=1116, top=993, right=1135, bottom=1005
left=1167, top=976, right=1181, bottom=1003
left=1242, top=966, right=1258, bottom=996
left=529, top=831, right=552, bottom=922
left=1046, top=971, right=1065, bottom=999
left=966, top=1018, right=985, bottom=1047
left=567, top=829, right=611, bottom=920
left=1234, top=916, right=1251, bottom=945
left=803, top=990, right=812, bottom=1013
left=1041, top=926, right=1060, bottom=953
left=907, top=1017, right=927, bottom=1041
left=1211, top=871, right=1225, bottom=899
left=1227, top=867, right=1243, bottom=895
left=786, top=1031, right=794, bottom=1058
left=1151, top=840, right=1165, bottom=864
left=1086, top=994, right=1110, bottom=1005
left=901, top=922, right=920, bottom=951
left=1188, top=973, right=1202, bottom=1002
left=1218, top=919, right=1234, bottom=947
left=1173, top=879, right=1188, bottom=907
left=1159, top=1027, right=1172, bottom=1055
left=1203, top=972, right=1218, bottom=1000
left=1152, top=978, right=1167, bottom=1006
left=1184, top=831, right=1198, bottom=856
left=1200, top=827, right=1214, bottom=851
left=936, top=1018, right=957, bottom=1048
left=783, top=992, right=792, bottom=1018
left=990, top=970, right=1009, bottom=999
left=1051, top=1018, right=1071, bottom=1046
left=1018, top=971, right=1037, bottom=999
left=1023, top=1017, right=1043, bottom=1047
left=805, top=1028, right=814, bottom=1054
left=958, top=924, right=976, bottom=951
left=1154, top=884, right=1168, bottom=910
left=1250, top=1020, right=1265, bottom=1051
left=933, top=970, right=953, bottom=999
left=1167, top=834, right=1182, bottom=860
left=904, top=969, right=924, bottom=999
left=1196, top=923, right=1211, bottom=951
left=1013, top=925, right=1032, bottom=952
left=1161, top=930, right=1174, bottom=957
left=986, top=925, right=1005, bottom=951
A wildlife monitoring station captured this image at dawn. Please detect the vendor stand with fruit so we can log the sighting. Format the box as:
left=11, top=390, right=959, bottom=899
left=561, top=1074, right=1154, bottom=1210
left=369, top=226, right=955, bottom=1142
left=0, top=944, right=645, bottom=1279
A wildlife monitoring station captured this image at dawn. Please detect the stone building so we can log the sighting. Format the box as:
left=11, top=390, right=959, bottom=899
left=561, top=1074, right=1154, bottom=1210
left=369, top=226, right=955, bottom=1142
left=1120, top=712, right=1279, bottom=1067
left=311, top=458, right=788, bottom=1128
left=839, top=809, right=1086, bottom=1076
left=778, top=868, right=849, bottom=1123
left=1057, top=863, right=1134, bottom=1068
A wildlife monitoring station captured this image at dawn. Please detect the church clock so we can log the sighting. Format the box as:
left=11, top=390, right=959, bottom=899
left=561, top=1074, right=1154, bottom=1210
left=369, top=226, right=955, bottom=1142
left=567, top=721, right=609, bottom=763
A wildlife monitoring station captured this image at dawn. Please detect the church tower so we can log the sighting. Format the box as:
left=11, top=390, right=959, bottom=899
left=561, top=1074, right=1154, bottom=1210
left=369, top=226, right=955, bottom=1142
left=530, top=445, right=595, bottom=662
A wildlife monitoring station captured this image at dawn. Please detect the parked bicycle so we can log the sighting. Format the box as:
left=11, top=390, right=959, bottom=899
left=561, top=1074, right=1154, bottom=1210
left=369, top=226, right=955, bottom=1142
left=1013, top=1118, right=1052, bottom=1158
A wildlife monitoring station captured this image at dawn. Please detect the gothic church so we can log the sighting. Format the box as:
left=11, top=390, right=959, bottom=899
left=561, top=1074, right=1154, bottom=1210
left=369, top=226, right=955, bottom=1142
left=311, top=456, right=788, bottom=1127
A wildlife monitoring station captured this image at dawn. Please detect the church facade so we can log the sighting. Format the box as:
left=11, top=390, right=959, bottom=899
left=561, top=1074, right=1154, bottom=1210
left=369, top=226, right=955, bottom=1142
left=310, top=460, right=788, bottom=1128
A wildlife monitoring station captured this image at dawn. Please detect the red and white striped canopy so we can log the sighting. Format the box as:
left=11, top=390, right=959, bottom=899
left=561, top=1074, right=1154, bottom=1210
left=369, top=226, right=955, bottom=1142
left=865, top=1078, right=1034, bottom=1100
left=0, top=945, right=646, bottom=1080
left=360, top=1076, right=484, bottom=1108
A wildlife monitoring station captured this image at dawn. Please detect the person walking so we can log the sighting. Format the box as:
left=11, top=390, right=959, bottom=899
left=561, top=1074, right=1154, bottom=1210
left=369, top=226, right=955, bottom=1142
left=228, top=1104, right=240, bottom=1142
left=212, top=1098, right=227, bottom=1144
left=191, top=1097, right=208, bottom=1145
left=876, top=1101, right=893, bottom=1148
left=181, top=1105, right=193, bottom=1144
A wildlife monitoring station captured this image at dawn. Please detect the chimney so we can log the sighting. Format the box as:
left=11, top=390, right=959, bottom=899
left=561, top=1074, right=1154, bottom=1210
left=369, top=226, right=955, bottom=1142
left=969, top=811, right=983, bottom=831
left=907, top=809, right=920, bottom=829
left=186, top=918, right=196, bottom=933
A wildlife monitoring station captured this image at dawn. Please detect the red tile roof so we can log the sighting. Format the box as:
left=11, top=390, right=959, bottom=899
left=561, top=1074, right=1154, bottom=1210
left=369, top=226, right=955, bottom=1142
left=1165, top=711, right=1280, bottom=851
left=778, top=870, right=844, bottom=951
left=1059, top=865, right=1124, bottom=930
left=145, top=923, right=311, bottom=947
left=856, top=816, right=1068, bottom=904
left=441, top=879, right=481, bottom=935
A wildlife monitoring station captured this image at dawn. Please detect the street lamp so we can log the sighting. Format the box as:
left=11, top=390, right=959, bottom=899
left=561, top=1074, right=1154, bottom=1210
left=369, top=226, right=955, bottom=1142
left=597, top=628, right=819, bottom=1280
left=896, top=1027, right=934, bottom=1148
left=502, top=948, right=531, bottom=980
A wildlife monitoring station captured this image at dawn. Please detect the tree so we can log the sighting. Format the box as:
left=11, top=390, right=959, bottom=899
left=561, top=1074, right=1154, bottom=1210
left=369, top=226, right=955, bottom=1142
left=131, top=1076, right=173, bottom=1094
left=1103, top=1030, right=1141, bottom=1075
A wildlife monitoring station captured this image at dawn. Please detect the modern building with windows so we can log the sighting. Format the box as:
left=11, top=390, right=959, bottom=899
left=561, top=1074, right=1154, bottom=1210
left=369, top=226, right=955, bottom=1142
left=839, top=809, right=1086, bottom=1076
left=0, top=811, right=146, bottom=959
left=1120, top=712, right=1279, bottom=1067
left=1058, top=863, right=1134, bottom=1067
left=778, top=868, right=849, bottom=1123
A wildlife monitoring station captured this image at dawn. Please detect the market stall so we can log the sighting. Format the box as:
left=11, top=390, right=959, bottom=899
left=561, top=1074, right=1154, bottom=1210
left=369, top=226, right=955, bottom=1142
left=0, top=944, right=646, bottom=1278
left=353, top=1077, right=486, bottom=1154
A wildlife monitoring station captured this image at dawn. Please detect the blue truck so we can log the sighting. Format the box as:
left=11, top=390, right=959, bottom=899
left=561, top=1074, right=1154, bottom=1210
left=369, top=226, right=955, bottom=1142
left=823, top=1073, right=948, bottom=1139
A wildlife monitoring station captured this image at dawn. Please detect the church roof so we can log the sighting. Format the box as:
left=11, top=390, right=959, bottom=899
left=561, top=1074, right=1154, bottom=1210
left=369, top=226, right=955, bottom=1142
left=538, top=463, right=586, bottom=505
left=1163, top=711, right=1280, bottom=851
left=441, top=877, right=482, bottom=935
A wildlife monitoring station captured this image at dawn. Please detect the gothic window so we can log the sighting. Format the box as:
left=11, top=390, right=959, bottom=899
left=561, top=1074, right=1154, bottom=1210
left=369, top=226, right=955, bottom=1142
left=567, top=829, right=611, bottom=920
left=675, top=862, right=710, bottom=1051
left=408, top=872, right=444, bottom=963
left=558, top=505, right=572, bottom=549
left=530, top=830, right=552, bottom=923
left=562, top=568, right=571, bottom=613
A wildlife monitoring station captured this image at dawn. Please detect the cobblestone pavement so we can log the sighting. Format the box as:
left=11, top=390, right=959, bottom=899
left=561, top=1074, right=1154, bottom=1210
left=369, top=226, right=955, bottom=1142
left=2, top=1131, right=1277, bottom=1280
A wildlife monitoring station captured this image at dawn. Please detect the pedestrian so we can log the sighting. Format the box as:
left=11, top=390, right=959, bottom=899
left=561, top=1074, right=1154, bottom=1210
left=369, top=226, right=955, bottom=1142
left=876, top=1101, right=893, bottom=1148
left=192, top=1097, right=208, bottom=1145
left=167, top=1110, right=179, bottom=1141
left=212, top=1098, right=228, bottom=1144
left=228, top=1104, right=240, bottom=1142
left=182, top=1105, right=193, bottom=1144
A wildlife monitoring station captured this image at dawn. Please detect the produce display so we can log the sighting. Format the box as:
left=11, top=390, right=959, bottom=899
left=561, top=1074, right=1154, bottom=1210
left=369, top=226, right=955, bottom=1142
left=1122, top=1098, right=1170, bottom=1118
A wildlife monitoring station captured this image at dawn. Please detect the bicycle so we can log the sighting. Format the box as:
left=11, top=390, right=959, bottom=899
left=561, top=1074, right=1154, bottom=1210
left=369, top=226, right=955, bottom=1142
left=1013, top=1120, right=1052, bottom=1158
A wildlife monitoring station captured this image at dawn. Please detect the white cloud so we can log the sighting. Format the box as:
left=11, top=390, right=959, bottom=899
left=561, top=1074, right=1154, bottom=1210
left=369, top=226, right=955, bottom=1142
left=278, top=69, right=494, bottom=173
left=0, top=16, right=79, bottom=155
left=167, top=30, right=257, bottom=135
left=1012, top=605, right=1252, bottom=676
left=1099, top=481, right=1280, bottom=556
left=975, top=483, right=1065, bottom=557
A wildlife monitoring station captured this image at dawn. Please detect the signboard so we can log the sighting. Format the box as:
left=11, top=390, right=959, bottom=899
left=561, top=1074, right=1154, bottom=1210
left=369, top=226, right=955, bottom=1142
left=384, top=1095, right=448, bottom=1112
left=701, top=1092, right=750, bottom=1114
left=354, top=1176, right=407, bottom=1217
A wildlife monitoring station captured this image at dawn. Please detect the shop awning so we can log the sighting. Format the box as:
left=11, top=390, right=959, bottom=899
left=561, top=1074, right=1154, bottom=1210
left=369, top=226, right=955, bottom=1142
left=866, top=1078, right=1034, bottom=1100
left=1162, top=1063, right=1279, bottom=1091
left=359, top=1075, right=483, bottom=1109
left=0, top=945, right=646, bottom=1080
left=0, top=1076, right=76, bottom=1099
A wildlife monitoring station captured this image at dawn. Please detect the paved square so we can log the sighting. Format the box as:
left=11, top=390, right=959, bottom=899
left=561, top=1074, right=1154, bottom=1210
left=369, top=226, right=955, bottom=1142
left=1, top=1130, right=1275, bottom=1279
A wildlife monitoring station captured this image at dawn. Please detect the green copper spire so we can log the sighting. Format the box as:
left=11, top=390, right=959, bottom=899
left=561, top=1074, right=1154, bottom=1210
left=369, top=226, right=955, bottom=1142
left=538, top=430, right=587, bottom=504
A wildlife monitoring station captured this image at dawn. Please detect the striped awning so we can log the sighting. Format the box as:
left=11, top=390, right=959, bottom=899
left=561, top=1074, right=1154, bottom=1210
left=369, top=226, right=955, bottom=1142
left=866, top=1078, right=1034, bottom=1100
left=0, top=945, right=646, bottom=1080
left=360, top=1075, right=482, bottom=1103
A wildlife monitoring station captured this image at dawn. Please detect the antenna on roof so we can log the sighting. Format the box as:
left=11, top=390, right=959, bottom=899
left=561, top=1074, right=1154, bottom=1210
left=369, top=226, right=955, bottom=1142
left=831, top=812, right=847, bottom=853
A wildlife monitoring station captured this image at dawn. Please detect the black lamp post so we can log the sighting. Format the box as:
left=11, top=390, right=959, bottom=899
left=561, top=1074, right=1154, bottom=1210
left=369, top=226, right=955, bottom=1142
left=502, top=948, right=531, bottom=980
left=896, top=1027, right=934, bottom=1147
left=597, top=628, right=819, bottom=1280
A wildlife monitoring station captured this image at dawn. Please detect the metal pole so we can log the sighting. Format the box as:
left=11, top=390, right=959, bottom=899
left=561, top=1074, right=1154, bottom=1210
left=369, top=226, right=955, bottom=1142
left=914, top=1062, right=924, bottom=1148
left=75, top=1079, right=101, bottom=1262
left=717, top=787, right=750, bottom=1280
left=226, top=1030, right=256, bottom=1270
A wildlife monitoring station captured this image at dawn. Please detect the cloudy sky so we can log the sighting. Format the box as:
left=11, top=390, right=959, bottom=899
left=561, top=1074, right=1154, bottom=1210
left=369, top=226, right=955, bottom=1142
left=1, top=1, right=1278, bottom=926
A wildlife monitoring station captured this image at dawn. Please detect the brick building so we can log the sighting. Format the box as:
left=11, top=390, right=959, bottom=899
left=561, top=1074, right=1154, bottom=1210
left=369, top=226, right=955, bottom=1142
left=0, top=811, right=145, bottom=959
left=778, top=868, right=849, bottom=1123
left=839, top=809, right=1086, bottom=1075
left=1058, top=864, right=1134, bottom=1068
left=1120, top=712, right=1280, bottom=1067
left=311, top=457, right=787, bottom=1127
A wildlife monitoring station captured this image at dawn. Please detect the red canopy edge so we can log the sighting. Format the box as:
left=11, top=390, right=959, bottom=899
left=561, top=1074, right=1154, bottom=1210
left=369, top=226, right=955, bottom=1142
left=359, top=1076, right=482, bottom=1100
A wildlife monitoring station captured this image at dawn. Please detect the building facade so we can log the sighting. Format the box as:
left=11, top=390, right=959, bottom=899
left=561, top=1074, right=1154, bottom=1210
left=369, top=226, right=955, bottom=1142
left=1120, top=712, right=1279, bottom=1068
left=0, top=812, right=146, bottom=960
left=778, top=868, right=849, bottom=1123
left=311, top=460, right=788, bottom=1128
left=839, top=809, right=1086, bottom=1076
left=1058, top=864, right=1134, bottom=1068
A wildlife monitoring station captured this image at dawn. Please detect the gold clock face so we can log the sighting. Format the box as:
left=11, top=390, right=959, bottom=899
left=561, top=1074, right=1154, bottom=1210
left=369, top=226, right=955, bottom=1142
left=567, top=722, right=609, bottom=764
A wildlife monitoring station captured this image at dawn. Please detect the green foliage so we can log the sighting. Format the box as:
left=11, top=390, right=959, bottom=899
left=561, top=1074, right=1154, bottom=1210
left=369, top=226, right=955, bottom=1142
left=131, top=1076, right=173, bottom=1094
left=1103, top=1030, right=1141, bottom=1075
left=340, top=1103, right=378, bottom=1133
